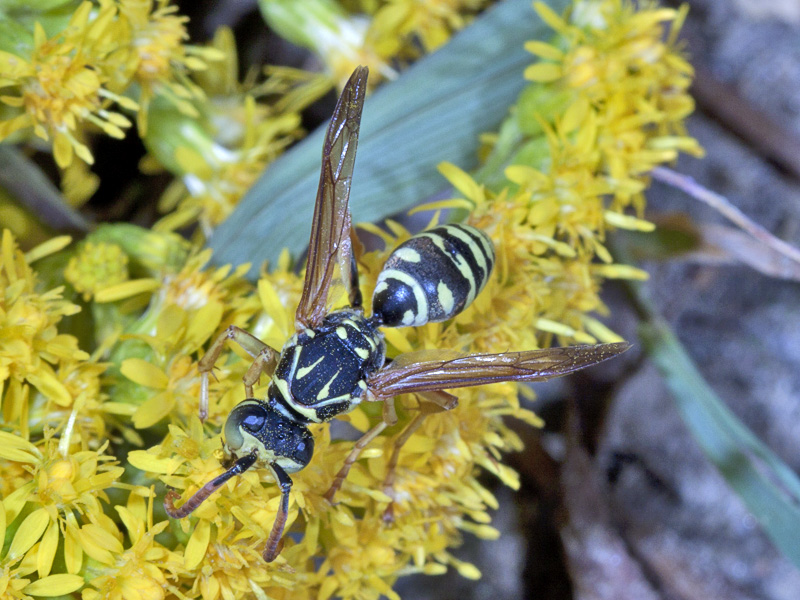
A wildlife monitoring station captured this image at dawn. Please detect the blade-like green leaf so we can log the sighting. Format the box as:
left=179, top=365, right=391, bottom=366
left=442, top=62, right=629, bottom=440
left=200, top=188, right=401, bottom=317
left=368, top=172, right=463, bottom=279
left=638, top=318, right=800, bottom=568
left=209, top=0, right=568, bottom=275
left=0, top=145, right=92, bottom=233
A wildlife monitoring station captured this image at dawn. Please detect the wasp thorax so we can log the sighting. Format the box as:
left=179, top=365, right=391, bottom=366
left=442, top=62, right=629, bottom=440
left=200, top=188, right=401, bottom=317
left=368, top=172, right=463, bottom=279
left=223, top=399, right=314, bottom=473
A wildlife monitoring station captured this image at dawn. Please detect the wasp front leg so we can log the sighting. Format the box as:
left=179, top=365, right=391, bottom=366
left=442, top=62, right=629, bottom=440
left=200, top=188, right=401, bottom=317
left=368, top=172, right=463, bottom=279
left=324, top=394, right=398, bottom=503
left=197, top=325, right=279, bottom=421
left=263, top=463, right=293, bottom=562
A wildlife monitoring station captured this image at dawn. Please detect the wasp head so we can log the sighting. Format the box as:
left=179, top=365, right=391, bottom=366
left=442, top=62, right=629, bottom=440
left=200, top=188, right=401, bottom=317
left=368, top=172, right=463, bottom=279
left=223, top=399, right=314, bottom=474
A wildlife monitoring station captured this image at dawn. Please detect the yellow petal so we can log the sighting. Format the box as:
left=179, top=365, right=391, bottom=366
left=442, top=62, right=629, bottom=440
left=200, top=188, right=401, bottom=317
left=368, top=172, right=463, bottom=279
left=77, top=524, right=120, bottom=565
left=451, top=558, right=481, bottom=580
left=27, top=367, right=72, bottom=406
left=184, top=519, right=211, bottom=570
left=63, top=517, right=82, bottom=574
left=382, top=327, right=413, bottom=354
left=120, top=359, right=169, bottom=389
left=524, top=40, right=564, bottom=60
left=603, top=211, right=656, bottom=232
left=0, top=431, right=40, bottom=462
left=23, top=574, right=84, bottom=596
left=94, top=278, right=160, bottom=302
left=37, top=520, right=59, bottom=577
left=132, top=392, right=175, bottom=428
left=25, top=236, right=72, bottom=263
left=127, top=450, right=182, bottom=474
left=0, top=500, right=6, bottom=547
left=258, top=278, right=290, bottom=338
left=524, top=62, right=563, bottom=82
left=53, top=134, right=74, bottom=168
left=7, top=508, right=49, bottom=561
left=437, top=162, right=481, bottom=202
left=592, top=264, right=650, bottom=280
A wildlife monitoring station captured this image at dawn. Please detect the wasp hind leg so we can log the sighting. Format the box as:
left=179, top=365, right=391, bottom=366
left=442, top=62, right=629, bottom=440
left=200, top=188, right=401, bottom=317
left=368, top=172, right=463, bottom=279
left=324, top=395, right=398, bottom=503
left=197, top=325, right=280, bottom=421
left=381, top=390, right=457, bottom=523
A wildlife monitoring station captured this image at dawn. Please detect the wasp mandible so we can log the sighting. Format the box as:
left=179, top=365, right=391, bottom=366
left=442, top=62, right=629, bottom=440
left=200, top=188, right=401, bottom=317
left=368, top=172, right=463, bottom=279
left=165, top=67, right=630, bottom=562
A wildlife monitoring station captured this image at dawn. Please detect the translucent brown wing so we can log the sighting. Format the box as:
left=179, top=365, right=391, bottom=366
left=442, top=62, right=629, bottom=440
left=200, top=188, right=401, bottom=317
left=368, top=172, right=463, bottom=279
left=296, top=66, right=368, bottom=330
left=367, top=342, right=631, bottom=397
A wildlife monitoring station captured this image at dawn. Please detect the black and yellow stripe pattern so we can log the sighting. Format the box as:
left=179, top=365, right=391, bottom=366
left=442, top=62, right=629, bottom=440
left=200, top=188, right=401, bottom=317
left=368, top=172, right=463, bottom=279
left=268, top=309, right=386, bottom=423
left=372, top=224, right=495, bottom=327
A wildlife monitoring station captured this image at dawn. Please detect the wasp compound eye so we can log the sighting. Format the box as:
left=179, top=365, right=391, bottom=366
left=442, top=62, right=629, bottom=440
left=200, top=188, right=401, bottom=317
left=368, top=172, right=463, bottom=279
left=224, top=401, right=268, bottom=451
left=242, top=411, right=266, bottom=433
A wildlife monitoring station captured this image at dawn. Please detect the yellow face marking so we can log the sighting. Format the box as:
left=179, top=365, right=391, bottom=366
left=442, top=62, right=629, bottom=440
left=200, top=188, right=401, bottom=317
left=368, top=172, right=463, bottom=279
left=336, top=326, right=348, bottom=340
left=357, top=379, right=367, bottom=390
left=377, top=268, right=428, bottom=326
left=303, top=328, right=316, bottom=338
left=437, top=280, right=455, bottom=315
left=316, top=369, right=341, bottom=401
left=296, top=355, right=325, bottom=379
left=275, top=457, right=304, bottom=474
left=354, top=346, right=369, bottom=359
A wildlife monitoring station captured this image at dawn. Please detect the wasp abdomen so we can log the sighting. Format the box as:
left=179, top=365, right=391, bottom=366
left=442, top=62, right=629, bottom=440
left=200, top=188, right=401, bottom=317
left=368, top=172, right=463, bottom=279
left=372, top=224, right=495, bottom=327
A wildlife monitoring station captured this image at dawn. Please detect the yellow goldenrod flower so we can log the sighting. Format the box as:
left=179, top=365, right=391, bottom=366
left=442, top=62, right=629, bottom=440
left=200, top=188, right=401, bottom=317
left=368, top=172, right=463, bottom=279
left=0, top=231, right=88, bottom=429
left=80, top=491, right=178, bottom=600
left=260, top=0, right=488, bottom=87
left=368, top=0, right=489, bottom=56
left=112, top=248, right=261, bottom=427
left=0, top=2, right=138, bottom=167
left=59, top=157, right=101, bottom=207
left=64, top=241, right=130, bottom=301
left=118, top=0, right=223, bottom=134
left=259, top=0, right=397, bottom=88
left=0, top=432, right=127, bottom=584
left=148, top=29, right=330, bottom=234
left=525, top=0, right=703, bottom=193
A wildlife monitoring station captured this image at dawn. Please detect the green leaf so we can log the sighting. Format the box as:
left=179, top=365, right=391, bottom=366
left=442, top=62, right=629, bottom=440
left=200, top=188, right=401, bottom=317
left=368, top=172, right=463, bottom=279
left=638, top=319, right=800, bottom=568
left=209, top=0, right=569, bottom=276
left=0, top=145, right=91, bottom=233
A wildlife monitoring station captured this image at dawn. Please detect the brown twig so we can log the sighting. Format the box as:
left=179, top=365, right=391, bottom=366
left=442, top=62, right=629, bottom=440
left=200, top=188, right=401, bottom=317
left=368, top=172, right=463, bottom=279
left=651, top=166, right=800, bottom=270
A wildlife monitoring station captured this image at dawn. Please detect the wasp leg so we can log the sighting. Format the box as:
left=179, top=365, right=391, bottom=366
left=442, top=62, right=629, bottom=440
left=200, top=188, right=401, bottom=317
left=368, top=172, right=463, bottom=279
left=342, top=216, right=364, bottom=309
left=324, top=396, right=398, bottom=503
left=197, top=325, right=279, bottom=421
left=263, top=463, right=293, bottom=562
left=382, top=391, right=457, bottom=523
left=346, top=239, right=363, bottom=309
left=165, top=451, right=257, bottom=518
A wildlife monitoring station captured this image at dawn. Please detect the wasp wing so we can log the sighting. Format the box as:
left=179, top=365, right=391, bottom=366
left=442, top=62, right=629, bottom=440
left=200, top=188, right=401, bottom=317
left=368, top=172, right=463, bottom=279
left=368, top=342, right=631, bottom=397
left=296, top=66, right=368, bottom=330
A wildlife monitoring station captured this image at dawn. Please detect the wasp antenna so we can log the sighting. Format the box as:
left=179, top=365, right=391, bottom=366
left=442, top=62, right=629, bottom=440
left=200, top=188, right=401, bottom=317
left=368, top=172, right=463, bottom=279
left=165, top=452, right=258, bottom=518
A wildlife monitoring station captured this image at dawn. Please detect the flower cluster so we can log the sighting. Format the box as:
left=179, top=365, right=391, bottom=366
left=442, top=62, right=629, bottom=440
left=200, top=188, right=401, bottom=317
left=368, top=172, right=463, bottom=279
left=144, top=29, right=331, bottom=235
left=258, top=0, right=490, bottom=88
left=0, top=1, right=700, bottom=599
left=0, top=0, right=220, bottom=168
